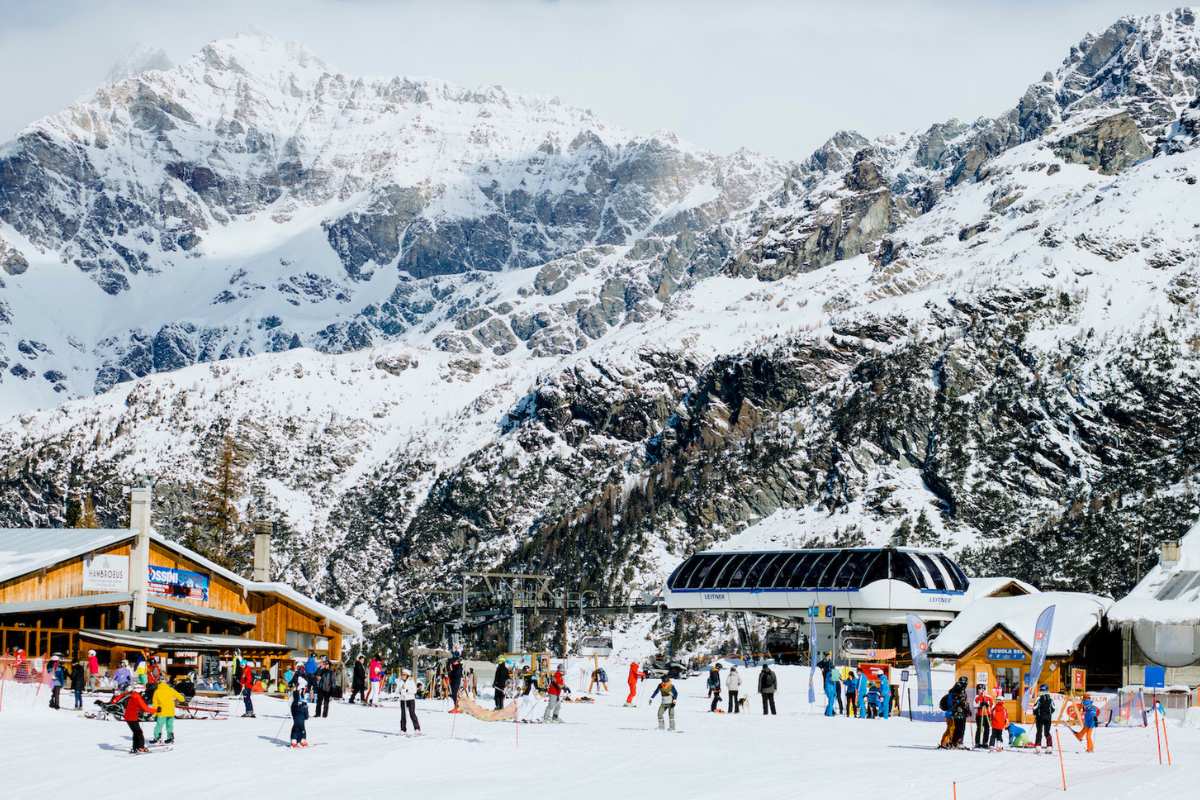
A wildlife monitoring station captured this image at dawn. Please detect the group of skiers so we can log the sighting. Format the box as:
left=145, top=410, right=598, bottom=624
left=817, top=652, right=892, bottom=719
left=704, top=662, right=778, bottom=714
left=936, top=679, right=1095, bottom=753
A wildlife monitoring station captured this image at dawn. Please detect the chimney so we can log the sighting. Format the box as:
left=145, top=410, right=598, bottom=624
left=1161, top=540, right=1181, bottom=568
left=128, top=487, right=152, bottom=630
left=253, top=521, right=272, bottom=582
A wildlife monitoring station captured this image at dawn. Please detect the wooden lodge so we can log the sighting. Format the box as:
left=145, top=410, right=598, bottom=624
left=0, top=488, right=360, bottom=684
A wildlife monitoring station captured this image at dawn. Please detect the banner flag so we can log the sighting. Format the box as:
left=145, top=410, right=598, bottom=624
left=1023, top=605, right=1056, bottom=711
left=807, top=609, right=817, bottom=704
left=905, top=614, right=933, bottom=707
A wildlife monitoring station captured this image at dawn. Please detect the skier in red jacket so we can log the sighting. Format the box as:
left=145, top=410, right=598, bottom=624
left=117, top=688, right=155, bottom=753
left=625, top=661, right=642, bottom=707
left=542, top=666, right=569, bottom=723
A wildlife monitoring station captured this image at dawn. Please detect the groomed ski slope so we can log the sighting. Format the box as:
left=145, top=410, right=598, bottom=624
left=0, top=666, right=1193, bottom=799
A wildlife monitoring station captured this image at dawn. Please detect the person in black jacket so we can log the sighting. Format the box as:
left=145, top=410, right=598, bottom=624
left=70, top=659, right=86, bottom=709
left=1033, top=684, right=1055, bottom=751
left=314, top=659, right=334, bottom=717
left=289, top=688, right=309, bottom=748
left=448, top=653, right=464, bottom=713
left=348, top=655, right=367, bottom=704
left=758, top=663, right=778, bottom=715
left=493, top=659, right=511, bottom=710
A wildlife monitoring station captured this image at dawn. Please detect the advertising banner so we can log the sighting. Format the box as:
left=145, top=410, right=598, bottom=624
left=82, top=554, right=128, bottom=592
left=1022, top=605, right=1056, bottom=711
left=905, top=613, right=933, bottom=707
left=807, top=609, right=817, bottom=704
left=147, top=564, right=210, bottom=603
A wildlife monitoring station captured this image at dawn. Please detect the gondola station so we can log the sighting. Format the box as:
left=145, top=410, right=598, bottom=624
left=0, top=488, right=360, bottom=685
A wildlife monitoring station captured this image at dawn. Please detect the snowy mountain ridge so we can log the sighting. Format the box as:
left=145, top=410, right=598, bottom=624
left=2, top=10, right=1200, bottom=642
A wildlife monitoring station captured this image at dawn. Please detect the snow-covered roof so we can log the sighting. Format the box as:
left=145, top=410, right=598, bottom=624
left=1109, top=522, right=1200, bottom=626
left=0, top=528, right=361, bottom=637
left=931, top=591, right=1112, bottom=657
left=965, top=577, right=1039, bottom=600
left=0, top=528, right=132, bottom=585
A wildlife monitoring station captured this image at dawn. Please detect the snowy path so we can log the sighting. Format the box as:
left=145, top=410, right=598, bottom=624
left=0, top=672, right=1192, bottom=799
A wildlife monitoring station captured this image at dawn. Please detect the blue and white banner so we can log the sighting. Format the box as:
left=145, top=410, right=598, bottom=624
left=147, top=564, right=210, bottom=603
left=1023, top=605, right=1056, bottom=711
left=905, top=614, right=933, bottom=707
left=807, top=610, right=817, bottom=704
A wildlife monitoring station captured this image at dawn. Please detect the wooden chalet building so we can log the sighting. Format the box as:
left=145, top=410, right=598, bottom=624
left=0, top=488, right=360, bottom=681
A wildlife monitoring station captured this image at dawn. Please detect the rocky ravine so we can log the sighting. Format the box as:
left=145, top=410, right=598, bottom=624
left=2, top=10, right=1200, bottom=650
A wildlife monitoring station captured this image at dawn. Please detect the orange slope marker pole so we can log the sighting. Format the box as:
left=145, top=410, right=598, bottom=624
left=1153, top=697, right=1163, bottom=765
left=1055, top=729, right=1068, bottom=792
left=952, top=781, right=957, bottom=800
left=1161, top=712, right=1173, bottom=766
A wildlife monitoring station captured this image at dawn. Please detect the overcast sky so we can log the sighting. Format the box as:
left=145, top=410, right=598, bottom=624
left=0, top=0, right=1176, bottom=160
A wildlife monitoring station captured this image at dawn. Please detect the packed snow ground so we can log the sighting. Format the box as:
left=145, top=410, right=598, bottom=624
left=1, top=667, right=1193, bottom=799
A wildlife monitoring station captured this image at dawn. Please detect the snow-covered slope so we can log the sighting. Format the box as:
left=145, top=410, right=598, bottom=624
left=3, top=10, right=1200, bottom=644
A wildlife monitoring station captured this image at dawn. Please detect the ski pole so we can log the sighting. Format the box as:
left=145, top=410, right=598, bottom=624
left=1055, top=729, right=1067, bottom=791
left=1161, top=711, right=1172, bottom=766
left=1153, top=697, right=1163, bottom=765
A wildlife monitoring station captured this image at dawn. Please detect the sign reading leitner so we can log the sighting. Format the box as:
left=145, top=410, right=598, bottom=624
left=82, top=554, right=128, bottom=592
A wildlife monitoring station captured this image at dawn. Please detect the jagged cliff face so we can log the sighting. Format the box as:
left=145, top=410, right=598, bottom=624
left=2, top=11, right=1200, bottom=643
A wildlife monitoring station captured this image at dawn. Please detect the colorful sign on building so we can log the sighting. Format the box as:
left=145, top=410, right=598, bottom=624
left=986, top=647, right=1026, bottom=661
left=147, top=564, right=209, bottom=603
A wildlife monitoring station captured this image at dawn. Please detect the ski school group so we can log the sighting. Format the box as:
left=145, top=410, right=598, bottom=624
left=935, top=676, right=1101, bottom=754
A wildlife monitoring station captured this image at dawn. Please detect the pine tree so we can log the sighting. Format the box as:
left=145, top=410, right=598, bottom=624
left=188, top=433, right=249, bottom=569
left=889, top=516, right=913, bottom=546
left=79, top=493, right=99, bottom=528
left=910, top=510, right=943, bottom=548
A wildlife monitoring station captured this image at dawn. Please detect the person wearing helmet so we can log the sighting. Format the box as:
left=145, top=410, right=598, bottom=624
left=542, top=664, right=569, bottom=723
left=86, top=649, right=100, bottom=690
left=289, top=685, right=310, bottom=748
left=493, top=658, right=511, bottom=710
left=706, top=663, right=722, bottom=712
left=1033, top=684, right=1055, bottom=751
left=649, top=674, right=678, bottom=731
left=1073, top=694, right=1098, bottom=753
left=398, top=668, right=421, bottom=735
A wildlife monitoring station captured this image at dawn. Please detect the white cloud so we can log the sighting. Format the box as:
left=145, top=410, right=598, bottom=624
left=0, top=0, right=1178, bottom=160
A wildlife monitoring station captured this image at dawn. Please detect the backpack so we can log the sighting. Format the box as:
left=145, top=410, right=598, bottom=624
left=939, top=693, right=951, bottom=712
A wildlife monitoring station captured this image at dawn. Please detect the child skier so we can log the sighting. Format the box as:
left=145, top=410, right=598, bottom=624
left=1006, top=721, right=1031, bottom=748
left=116, top=686, right=155, bottom=753
left=1033, top=684, right=1055, bottom=751
left=649, top=675, right=678, bottom=731
left=289, top=688, right=310, bottom=748
left=989, top=697, right=1008, bottom=750
left=149, top=680, right=185, bottom=745
left=865, top=682, right=881, bottom=718
left=1072, top=694, right=1098, bottom=753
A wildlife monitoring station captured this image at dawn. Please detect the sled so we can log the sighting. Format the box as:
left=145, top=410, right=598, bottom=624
left=177, top=697, right=229, bottom=720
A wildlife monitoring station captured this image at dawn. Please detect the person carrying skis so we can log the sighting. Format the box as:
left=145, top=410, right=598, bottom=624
left=149, top=680, right=185, bottom=745
left=879, top=671, right=892, bottom=719
left=1033, top=684, right=1055, bottom=751
left=649, top=675, right=678, bottom=731
left=493, top=659, right=511, bottom=710
left=758, top=662, right=777, bottom=715
left=542, top=664, right=569, bottom=723
left=706, top=663, right=722, bottom=712
left=625, top=661, right=642, bottom=707
left=448, top=652, right=464, bottom=713
left=973, top=683, right=993, bottom=748
left=116, top=686, right=155, bottom=753
left=398, top=668, right=421, bottom=735
left=349, top=655, right=367, bottom=704
left=70, top=659, right=86, bottom=710
left=1072, top=694, right=1098, bottom=753
left=989, top=696, right=1009, bottom=750
left=241, top=662, right=256, bottom=718
left=726, top=665, right=742, bottom=713
left=289, top=687, right=310, bottom=748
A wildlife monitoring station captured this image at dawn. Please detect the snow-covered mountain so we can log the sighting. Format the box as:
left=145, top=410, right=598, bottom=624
left=3, top=10, right=1200, bottom=644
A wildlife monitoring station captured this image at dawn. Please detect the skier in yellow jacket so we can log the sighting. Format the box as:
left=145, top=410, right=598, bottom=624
left=149, top=681, right=186, bottom=745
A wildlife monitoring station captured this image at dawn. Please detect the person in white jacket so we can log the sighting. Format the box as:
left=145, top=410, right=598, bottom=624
left=397, top=668, right=421, bottom=735
left=726, top=666, right=743, bottom=714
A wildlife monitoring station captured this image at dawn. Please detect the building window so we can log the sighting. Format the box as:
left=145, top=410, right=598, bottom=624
left=994, top=666, right=1021, bottom=700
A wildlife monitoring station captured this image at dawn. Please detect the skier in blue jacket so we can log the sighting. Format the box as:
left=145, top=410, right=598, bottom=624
left=822, top=669, right=838, bottom=717
left=856, top=670, right=868, bottom=718
left=879, top=671, right=892, bottom=719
